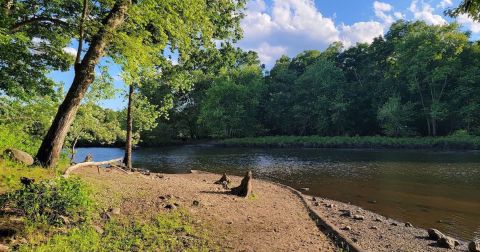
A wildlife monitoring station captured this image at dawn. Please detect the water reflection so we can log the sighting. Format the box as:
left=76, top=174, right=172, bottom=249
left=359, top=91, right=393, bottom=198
left=75, top=146, right=480, bottom=241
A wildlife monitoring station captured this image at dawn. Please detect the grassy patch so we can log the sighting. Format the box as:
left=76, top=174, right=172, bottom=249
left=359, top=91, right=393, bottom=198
left=220, top=135, right=480, bottom=150
left=18, top=211, right=215, bottom=252
left=0, top=158, right=69, bottom=193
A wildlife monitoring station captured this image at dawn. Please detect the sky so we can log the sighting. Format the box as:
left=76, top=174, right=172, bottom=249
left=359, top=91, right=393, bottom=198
left=50, top=0, right=480, bottom=111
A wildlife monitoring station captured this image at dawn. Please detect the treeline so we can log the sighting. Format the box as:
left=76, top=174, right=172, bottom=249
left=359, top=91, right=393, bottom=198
left=143, top=20, right=480, bottom=143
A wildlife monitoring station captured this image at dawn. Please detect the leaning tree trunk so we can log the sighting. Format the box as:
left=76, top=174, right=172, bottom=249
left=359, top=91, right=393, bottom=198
left=123, top=84, right=134, bottom=170
left=35, top=1, right=130, bottom=167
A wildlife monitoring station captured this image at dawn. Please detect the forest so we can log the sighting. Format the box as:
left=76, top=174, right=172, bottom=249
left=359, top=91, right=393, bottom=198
left=4, top=20, right=480, bottom=152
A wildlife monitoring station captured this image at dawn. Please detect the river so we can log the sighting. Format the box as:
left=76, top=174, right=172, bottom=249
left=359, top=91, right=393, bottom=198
left=75, top=146, right=480, bottom=241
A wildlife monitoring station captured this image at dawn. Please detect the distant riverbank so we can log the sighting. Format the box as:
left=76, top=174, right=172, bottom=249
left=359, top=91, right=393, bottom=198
left=219, top=135, right=480, bottom=150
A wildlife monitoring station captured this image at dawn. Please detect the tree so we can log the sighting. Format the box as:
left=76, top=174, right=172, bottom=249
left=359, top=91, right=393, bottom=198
left=446, top=0, right=480, bottom=20
left=393, top=22, right=468, bottom=136
left=377, top=96, right=415, bottom=137
left=31, top=0, right=246, bottom=167
left=199, top=66, right=263, bottom=138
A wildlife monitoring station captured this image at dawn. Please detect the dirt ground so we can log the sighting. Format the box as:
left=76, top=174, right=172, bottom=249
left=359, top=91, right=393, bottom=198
left=76, top=168, right=336, bottom=252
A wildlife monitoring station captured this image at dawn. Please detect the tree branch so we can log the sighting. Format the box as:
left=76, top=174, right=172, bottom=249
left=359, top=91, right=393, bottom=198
left=10, top=17, right=68, bottom=33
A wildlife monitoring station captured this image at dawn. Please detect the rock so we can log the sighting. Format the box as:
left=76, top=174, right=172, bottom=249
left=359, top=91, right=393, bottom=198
left=428, top=228, right=445, bottom=240
left=155, top=174, right=164, bottom=179
left=326, top=204, right=336, bottom=208
left=312, top=197, right=317, bottom=201
left=437, top=237, right=456, bottom=249
left=340, top=210, right=352, bottom=217
left=165, top=204, right=176, bottom=210
left=405, top=222, right=413, bottom=227
left=214, top=173, right=231, bottom=185
left=192, top=200, right=200, bottom=207
left=370, top=226, right=378, bottom=230
left=342, top=226, right=352, bottom=231
left=110, top=208, right=121, bottom=215
left=469, top=241, right=480, bottom=252
left=352, top=215, right=365, bottom=221
left=299, top=187, right=309, bottom=192
left=0, top=244, right=9, bottom=252
left=93, top=225, right=104, bottom=234
left=313, top=202, right=319, bottom=206
left=100, top=212, right=111, bottom=220
left=226, top=221, right=233, bottom=225
left=20, top=177, right=35, bottom=187
left=375, top=217, right=383, bottom=222
left=3, top=148, right=33, bottom=165
left=391, top=222, right=398, bottom=226
left=84, top=154, right=93, bottom=162
left=368, top=200, right=377, bottom=204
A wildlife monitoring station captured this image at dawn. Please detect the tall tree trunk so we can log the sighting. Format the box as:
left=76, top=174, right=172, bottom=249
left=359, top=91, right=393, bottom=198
left=431, top=118, right=437, bottom=136
left=35, top=0, right=130, bottom=167
left=123, top=84, right=134, bottom=170
left=426, top=118, right=431, bottom=136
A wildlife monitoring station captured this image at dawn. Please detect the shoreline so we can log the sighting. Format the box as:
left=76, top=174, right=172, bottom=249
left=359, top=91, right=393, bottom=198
left=75, top=167, right=469, bottom=251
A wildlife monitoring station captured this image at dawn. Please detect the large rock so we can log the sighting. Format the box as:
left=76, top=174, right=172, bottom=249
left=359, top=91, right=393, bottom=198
left=437, top=237, right=456, bottom=249
left=469, top=241, right=480, bottom=252
left=428, top=228, right=445, bottom=240
left=3, top=148, right=34, bottom=166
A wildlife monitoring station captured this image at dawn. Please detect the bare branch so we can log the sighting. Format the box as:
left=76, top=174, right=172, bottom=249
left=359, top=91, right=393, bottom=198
left=10, top=17, right=68, bottom=33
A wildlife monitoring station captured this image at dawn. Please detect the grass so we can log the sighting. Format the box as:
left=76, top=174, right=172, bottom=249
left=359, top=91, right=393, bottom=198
left=0, top=158, right=69, bottom=193
left=1, top=161, right=214, bottom=251
left=18, top=211, right=215, bottom=252
left=220, top=135, right=480, bottom=150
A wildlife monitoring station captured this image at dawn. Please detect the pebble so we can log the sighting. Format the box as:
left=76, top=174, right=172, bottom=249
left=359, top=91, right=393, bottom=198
left=368, top=200, right=377, bottom=204
left=427, top=228, right=445, bottom=240
left=390, top=222, right=398, bottom=226
left=342, top=226, right=352, bottom=231
left=405, top=222, right=413, bottom=227
left=192, top=200, right=200, bottom=206
left=164, top=204, right=177, bottom=210
left=326, top=204, right=336, bottom=208
left=0, top=244, right=9, bottom=252
left=312, top=197, right=317, bottom=201
left=374, top=217, right=383, bottom=222
left=300, top=188, right=309, bottom=192
left=469, top=241, right=480, bottom=252
left=352, top=215, right=365, bottom=221
left=437, top=237, right=457, bottom=249
left=370, top=226, right=378, bottom=230
left=227, top=221, right=233, bottom=225
left=110, top=208, right=121, bottom=215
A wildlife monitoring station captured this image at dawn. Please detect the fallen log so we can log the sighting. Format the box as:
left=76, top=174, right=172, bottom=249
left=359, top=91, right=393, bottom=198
left=63, top=158, right=123, bottom=178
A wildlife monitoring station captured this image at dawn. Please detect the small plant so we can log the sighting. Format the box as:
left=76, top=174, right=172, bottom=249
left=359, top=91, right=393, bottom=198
left=0, top=177, right=93, bottom=226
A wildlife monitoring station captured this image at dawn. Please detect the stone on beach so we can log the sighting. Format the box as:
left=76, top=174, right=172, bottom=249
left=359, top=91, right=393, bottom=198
left=3, top=148, right=34, bottom=166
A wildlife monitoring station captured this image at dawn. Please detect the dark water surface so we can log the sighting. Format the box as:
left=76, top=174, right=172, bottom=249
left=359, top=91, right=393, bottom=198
left=75, top=146, right=480, bottom=241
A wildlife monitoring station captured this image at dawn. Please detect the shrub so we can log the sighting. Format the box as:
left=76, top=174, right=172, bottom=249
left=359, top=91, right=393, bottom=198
left=0, top=177, right=93, bottom=226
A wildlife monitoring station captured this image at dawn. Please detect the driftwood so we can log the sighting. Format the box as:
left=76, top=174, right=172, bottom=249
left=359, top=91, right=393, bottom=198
left=63, top=158, right=123, bottom=178
left=214, top=173, right=231, bottom=184
left=231, top=171, right=253, bottom=197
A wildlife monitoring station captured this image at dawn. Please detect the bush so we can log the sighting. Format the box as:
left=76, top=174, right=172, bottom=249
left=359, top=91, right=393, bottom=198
left=0, top=177, right=93, bottom=226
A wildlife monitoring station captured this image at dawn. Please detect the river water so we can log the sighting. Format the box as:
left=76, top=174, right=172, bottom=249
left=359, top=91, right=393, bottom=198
left=75, top=146, right=480, bottom=241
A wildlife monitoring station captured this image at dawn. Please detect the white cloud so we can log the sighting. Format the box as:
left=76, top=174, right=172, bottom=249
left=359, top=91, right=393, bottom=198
left=457, top=14, right=480, bottom=33
left=374, top=1, right=395, bottom=25
left=409, top=0, right=447, bottom=25
left=63, top=47, right=77, bottom=56
left=340, top=21, right=385, bottom=48
left=239, top=0, right=390, bottom=67
left=374, top=1, right=393, bottom=12
left=251, top=42, right=287, bottom=65
left=437, top=0, right=453, bottom=9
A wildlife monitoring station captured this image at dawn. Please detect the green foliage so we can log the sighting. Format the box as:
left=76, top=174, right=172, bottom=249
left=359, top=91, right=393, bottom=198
left=199, top=65, right=264, bottom=138
left=0, top=177, right=93, bottom=226
left=19, top=211, right=214, bottom=252
left=221, top=135, right=480, bottom=150
left=377, top=96, right=415, bottom=137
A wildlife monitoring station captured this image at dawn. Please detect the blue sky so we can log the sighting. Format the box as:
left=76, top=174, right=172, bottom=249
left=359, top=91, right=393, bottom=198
left=51, top=0, right=480, bottom=111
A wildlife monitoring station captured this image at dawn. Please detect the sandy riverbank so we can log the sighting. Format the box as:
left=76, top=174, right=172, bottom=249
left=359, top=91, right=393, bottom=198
left=73, top=167, right=469, bottom=251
